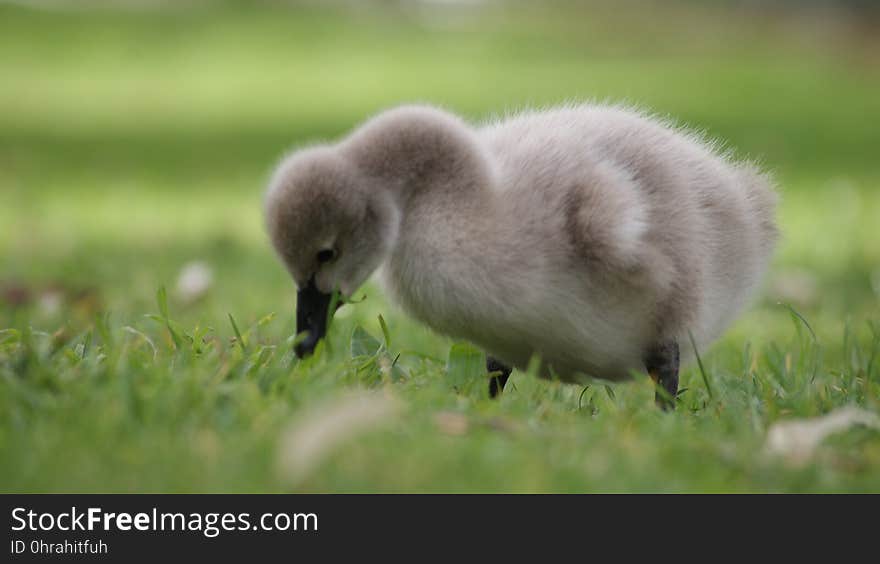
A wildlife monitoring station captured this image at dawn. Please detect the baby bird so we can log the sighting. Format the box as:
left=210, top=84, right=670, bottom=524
left=265, top=104, right=777, bottom=408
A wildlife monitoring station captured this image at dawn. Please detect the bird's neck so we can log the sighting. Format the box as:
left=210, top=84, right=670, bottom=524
left=341, top=107, right=495, bottom=218
left=342, top=108, right=500, bottom=324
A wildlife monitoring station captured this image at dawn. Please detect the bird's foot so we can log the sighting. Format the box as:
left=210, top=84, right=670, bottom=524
left=487, top=356, right=512, bottom=398
left=643, top=341, right=680, bottom=410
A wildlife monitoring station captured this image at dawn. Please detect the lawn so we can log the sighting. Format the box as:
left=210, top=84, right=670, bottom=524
left=1, top=1, right=878, bottom=492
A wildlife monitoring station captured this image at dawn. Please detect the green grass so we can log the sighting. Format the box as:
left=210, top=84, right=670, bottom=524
left=1, top=2, right=879, bottom=492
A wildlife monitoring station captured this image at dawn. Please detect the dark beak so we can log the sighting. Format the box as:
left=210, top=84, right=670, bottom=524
left=294, top=277, right=334, bottom=358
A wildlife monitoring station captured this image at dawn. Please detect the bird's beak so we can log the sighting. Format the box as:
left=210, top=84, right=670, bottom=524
left=294, top=276, right=334, bottom=358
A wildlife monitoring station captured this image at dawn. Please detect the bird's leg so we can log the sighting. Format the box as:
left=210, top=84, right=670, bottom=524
left=643, top=341, right=680, bottom=410
left=487, top=356, right=512, bottom=398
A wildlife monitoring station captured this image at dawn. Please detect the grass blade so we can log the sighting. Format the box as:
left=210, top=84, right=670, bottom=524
left=779, top=302, right=817, bottom=343
left=688, top=330, right=714, bottom=399
left=351, top=325, right=381, bottom=358
left=378, top=314, right=391, bottom=349
left=156, top=286, right=182, bottom=350
left=228, top=313, right=247, bottom=353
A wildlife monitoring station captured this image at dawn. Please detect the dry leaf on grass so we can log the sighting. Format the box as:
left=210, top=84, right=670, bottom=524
left=433, top=412, right=469, bottom=436
left=764, top=406, right=880, bottom=466
left=277, top=392, right=401, bottom=486
left=431, top=412, right=522, bottom=436
left=175, top=261, right=214, bottom=304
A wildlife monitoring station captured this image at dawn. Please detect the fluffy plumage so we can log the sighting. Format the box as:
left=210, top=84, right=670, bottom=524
left=265, top=103, right=777, bottom=383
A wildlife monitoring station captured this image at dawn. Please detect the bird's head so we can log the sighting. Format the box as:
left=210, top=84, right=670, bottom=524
left=265, top=146, right=399, bottom=357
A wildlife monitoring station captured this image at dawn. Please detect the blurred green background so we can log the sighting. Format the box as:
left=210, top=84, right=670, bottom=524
left=1, top=0, right=878, bottom=492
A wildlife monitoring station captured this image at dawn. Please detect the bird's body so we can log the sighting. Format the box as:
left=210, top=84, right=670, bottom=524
left=265, top=103, right=777, bottom=395
left=375, top=105, right=776, bottom=382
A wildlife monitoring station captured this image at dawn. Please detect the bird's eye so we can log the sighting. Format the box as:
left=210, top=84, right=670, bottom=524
left=316, top=248, right=337, bottom=264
